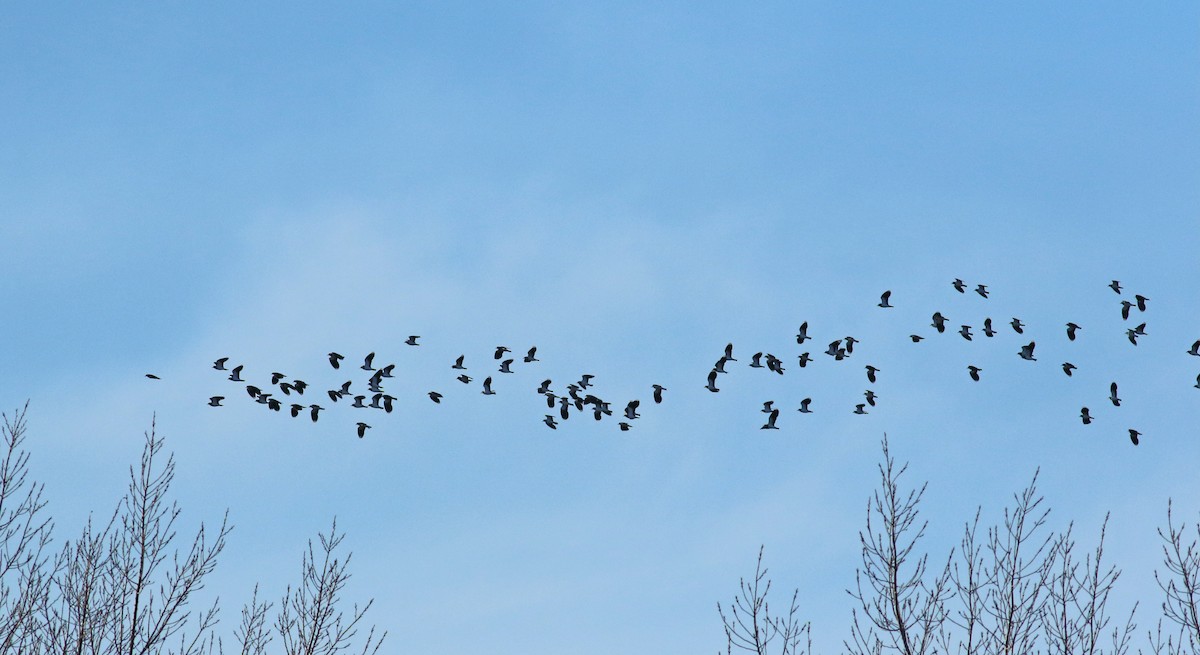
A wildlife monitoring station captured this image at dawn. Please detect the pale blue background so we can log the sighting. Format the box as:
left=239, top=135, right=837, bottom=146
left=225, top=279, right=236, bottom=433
left=2, top=3, right=1197, bottom=652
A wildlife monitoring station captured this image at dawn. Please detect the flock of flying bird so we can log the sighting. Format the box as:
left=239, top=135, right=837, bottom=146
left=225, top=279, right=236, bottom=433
left=187, top=339, right=662, bottom=438
left=145, top=280, right=1198, bottom=445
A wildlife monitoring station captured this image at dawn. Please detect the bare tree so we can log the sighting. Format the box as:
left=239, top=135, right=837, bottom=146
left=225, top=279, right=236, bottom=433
left=1150, top=500, right=1200, bottom=655
left=0, top=402, right=54, bottom=652
left=1040, top=516, right=1135, bottom=655
left=718, top=545, right=811, bottom=655
left=846, top=436, right=951, bottom=655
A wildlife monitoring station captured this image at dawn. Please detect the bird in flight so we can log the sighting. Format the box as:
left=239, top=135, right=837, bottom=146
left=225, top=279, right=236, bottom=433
left=1109, top=280, right=1122, bottom=294
left=796, top=322, right=811, bottom=344
left=652, top=384, right=666, bottom=404
left=452, top=355, right=466, bottom=370
left=797, top=352, right=813, bottom=367
left=864, top=390, right=878, bottom=407
left=309, top=405, right=323, bottom=422
left=931, top=312, right=947, bottom=333
left=1187, top=340, right=1200, bottom=356
left=356, top=422, right=370, bottom=438
left=1120, top=301, right=1133, bottom=320
left=457, top=374, right=472, bottom=384
left=724, top=343, right=736, bottom=361
left=328, top=352, right=344, bottom=369
left=428, top=391, right=443, bottom=404
left=1080, top=407, right=1093, bottom=425
left=853, top=404, right=869, bottom=415
left=1109, top=382, right=1121, bottom=407
left=482, top=377, right=496, bottom=395
left=498, top=359, right=514, bottom=373
left=208, top=396, right=224, bottom=407
left=968, top=366, right=982, bottom=382
left=1011, top=318, right=1025, bottom=334
left=878, top=290, right=893, bottom=308
left=360, top=353, right=376, bottom=371
left=1066, top=323, right=1081, bottom=341
left=1135, top=294, right=1149, bottom=312
left=909, top=335, right=924, bottom=342
left=952, top=278, right=966, bottom=293
left=145, top=374, right=160, bottom=380
left=760, top=409, right=780, bottom=430
left=975, top=284, right=989, bottom=299
left=982, top=318, right=996, bottom=338
left=579, top=374, right=595, bottom=389
left=494, top=346, right=510, bottom=360
left=524, top=347, right=539, bottom=363
left=544, top=415, right=558, bottom=430
left=959, top=325, right=973, bottom=341
left=1018, top=341, right=1037, bottom=361
left=1062, top=362, right=1077, bottom=377
left=213, top=358, right=228, bottom=370
left=405, top=336, right=420, bottom=346
left=866, top=365, right=879, bottom=384
left=1126, top=329, right=1140, bottom=346
left=844, top=336, right=858, bottom=354
left=797, top=398, right=813, bottom=413
left=1128, top=429, right=1141, bottom=446
left=706, top=369, right=720, bottom=393
left=749, top=352, right=764, bottom=368
left=761, top=401, right=775, bottom=414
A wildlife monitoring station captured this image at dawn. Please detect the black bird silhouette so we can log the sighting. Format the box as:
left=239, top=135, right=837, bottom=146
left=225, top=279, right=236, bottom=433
left=797, top=352, right=812, bottom=367
left=975, top=284, right=989, bottom=298
left=724, top=343, right=736, bottom=361
left=866, top=365, right=879, bottom=384
left=909, top=335, right=925, bottom=342
left=1080, top=407, right=1093, bottom=425
left=482, top=377, right=496, bottom=395
left=429, top=391, right=443, bottom=403
left=499, top=359, right=514, bottom=373
left=878, top=290, right=893, bottom=308
left=352, top=395, right=367, bottom=408
left=797, top=398, right=813, bottom=413
left=246, top=385, right=262, bottom=399
left=1066, top=323, right=1081, bottom=341
left=825, top=340, right=843, bottom=356
left=524, top=347, right=539, bottom=363
left=714, top=357, right=730, bottom=374
left=361, top=353, right=375, bottom=371
left=1126, top=329, right=1139, bottom=346
left=356, top=422, right=370, bottom=438
left=545, top=392, right=556, bottom=408
left=761, top=400, right=775, bottom=414
left=624, top=401, right=640, bottom=420
left=271, top=372, right=286, bottom=385
left=289, top=403, right=304, bottom=418
left=579, top=374, right=595, bottom=389
left=959, top=325, right=973, bottom=341
left=1195, top=374, right=1199, bottom=389
left=378, top=364, right=395, bottom=378
left=405, top=336, right=420, bottom=346
left=652, top=385, right=665, bottom=404
left=844, top=337, right=858, bottom=354
left=208, top=396, right=224, bottom=407
left=1018, top=341, right=1037, bottom=361
left=1188, top=340, right=1200, bottom=356
left=279, top=382, right=295, bottom=396
left=864, top=390, right=878, bottom=407
left=1134, top=322, right=1147, bottom=336
left=766, top=354, right=785, bottom=375
left=619, top=422, right=632, bottom=432
left=309, top=405, right=322, bottom=422
left=291, top=380, right=307, bottom=395
left=145, top=374, right=160, bottom=380
left=494, top=346, right=510, bottom=360
left=1128, top=429, right=1141, bottom=446
left=328, top=352, right=343, bottom=369
left=452, top=355, right=466, bottom=370
left=1135, top=295, right=1149, bottom=311
left=706, top=369, right=720, bottom=392
left=1062, top=362, right=1077, bottom=377
left=952, top=278, right=966, bottom=293
left=537, top=379, right=552, bottom=394
left=213, top=358, right=229, bottom=370
left=1120, top=301, right=1133, bottom=320
left=1011, top=318, right=1025, bottom=334
left=853, top=404, right=869, bottom=415
left=267, top=398, right=281, bottom=411
left=931, top=312, right=947, bottom=333
left=982, top=318, right=995, bottom=338
left=796, top=322, right=811, bottom=344
left=544, top=415, right=558, bottom=429
left=968, top=366, right=982, bottom=382
left=749, top=352, right=764, bottom=368
left=760, top=409, right=780, bottom=430
left=1109, top=280, right=1122, bottom=294
left=559, top=396, right=571, bottom=420
left=1109, top=382, right=1121, bottom=407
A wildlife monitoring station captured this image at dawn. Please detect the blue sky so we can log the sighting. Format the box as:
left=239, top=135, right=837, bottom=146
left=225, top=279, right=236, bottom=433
left=2, top=2, right=1198, bottom=652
